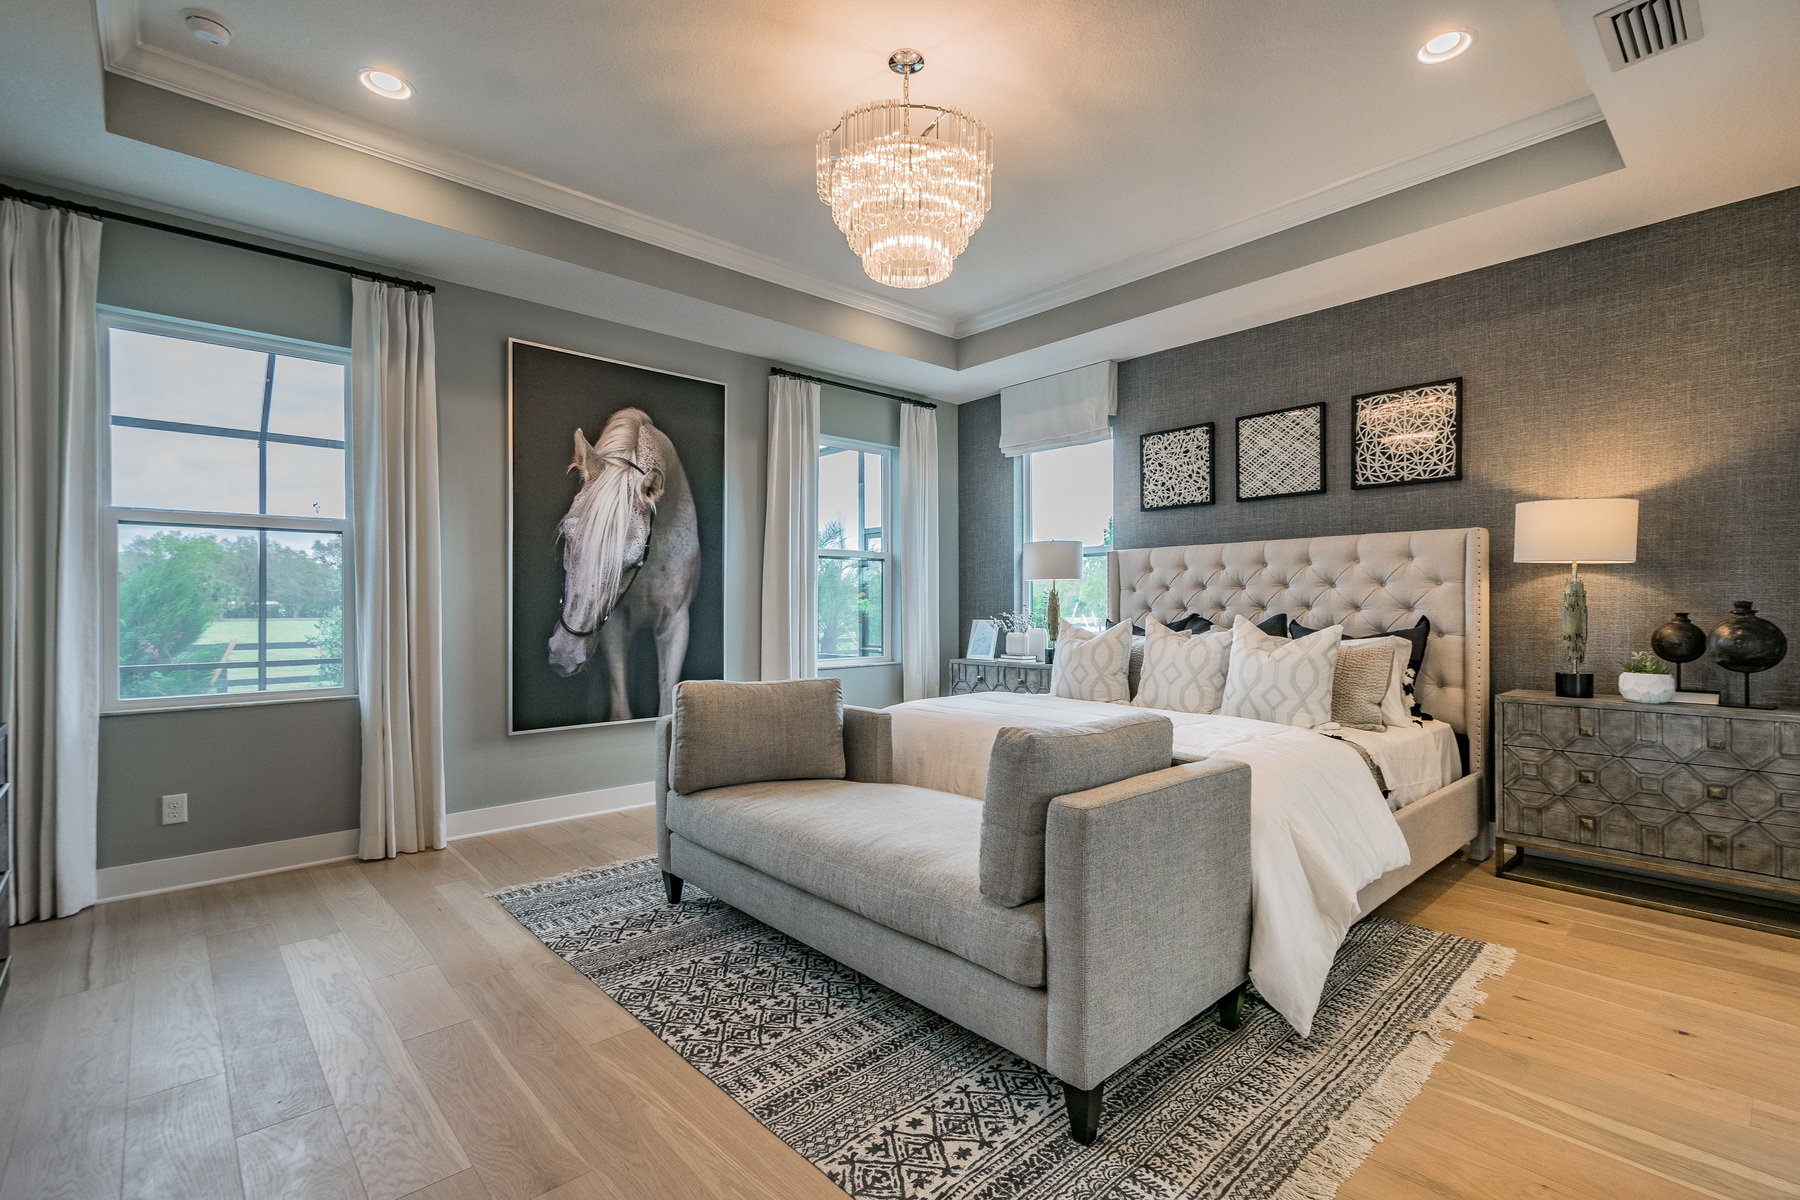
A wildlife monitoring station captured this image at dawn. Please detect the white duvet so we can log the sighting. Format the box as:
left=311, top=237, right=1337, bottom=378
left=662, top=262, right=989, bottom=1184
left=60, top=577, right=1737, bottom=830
left=888, top=692, right=1412, bottom=1038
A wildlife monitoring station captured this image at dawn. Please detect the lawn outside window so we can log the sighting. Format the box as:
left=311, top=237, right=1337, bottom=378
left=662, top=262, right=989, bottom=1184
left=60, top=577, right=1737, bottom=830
left=100, top=308, right=355, bottom=712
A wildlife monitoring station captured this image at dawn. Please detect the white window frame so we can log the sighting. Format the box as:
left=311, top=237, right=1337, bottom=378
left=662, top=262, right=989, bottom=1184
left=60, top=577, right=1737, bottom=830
left=1017, top=438, right=1114, bottom=616
left=99, top=306, right=356, bottom=713
left=816, top=435, right=897, bottom=668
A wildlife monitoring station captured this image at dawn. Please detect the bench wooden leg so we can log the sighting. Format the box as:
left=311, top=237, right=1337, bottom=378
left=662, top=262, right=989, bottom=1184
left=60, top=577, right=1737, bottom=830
left=1063, top=1080, right=1103, bottom=1144
left=662, top=872, right=684, bottom=903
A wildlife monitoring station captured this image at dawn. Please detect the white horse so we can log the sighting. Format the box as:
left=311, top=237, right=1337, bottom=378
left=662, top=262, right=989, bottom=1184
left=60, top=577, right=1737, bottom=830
left=547, top=407, right=701, bottom=720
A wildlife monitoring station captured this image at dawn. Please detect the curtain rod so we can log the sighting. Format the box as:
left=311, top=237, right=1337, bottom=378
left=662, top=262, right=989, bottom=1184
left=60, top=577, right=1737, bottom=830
left=0, top=183, right=436, bottom=294
left=770, top=367, right=937, bottom=409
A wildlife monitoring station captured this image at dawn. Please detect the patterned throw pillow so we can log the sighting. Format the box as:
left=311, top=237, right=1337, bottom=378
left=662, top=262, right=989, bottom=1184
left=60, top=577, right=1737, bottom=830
left=1133, top=617, right=1233, bottom=714
left=1342, top=635, right=1414, bottom=727
left=1221, top=616, right=1342, bottom=728
left=1051, top=619, right=1132, bottom=702
left=1293, top=615, right=1431, bottom=718
left=1331, top=640, right=1396, bottom=731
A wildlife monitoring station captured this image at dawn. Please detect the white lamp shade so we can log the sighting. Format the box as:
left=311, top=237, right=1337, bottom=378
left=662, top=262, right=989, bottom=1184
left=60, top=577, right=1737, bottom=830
left=1022, top=539, right=1083, bottom=581
left=1513, top=499, right=1639, bottom=564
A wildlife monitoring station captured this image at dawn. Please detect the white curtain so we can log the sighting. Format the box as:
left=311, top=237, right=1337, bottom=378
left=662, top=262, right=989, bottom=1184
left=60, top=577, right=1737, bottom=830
left=999, top=361, right=1117, bottom=456
left=350, top=279, right=446, bottom=859
left=1, top=200, right=102, bottom=921
left=898, top=402, right=940, bottom=701
left=759, top=374, right=819, bottom=681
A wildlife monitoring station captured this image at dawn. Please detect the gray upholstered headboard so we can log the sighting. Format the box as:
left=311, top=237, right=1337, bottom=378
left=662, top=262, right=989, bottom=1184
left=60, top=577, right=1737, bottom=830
left=1108, top=527, right=1490, bottom=780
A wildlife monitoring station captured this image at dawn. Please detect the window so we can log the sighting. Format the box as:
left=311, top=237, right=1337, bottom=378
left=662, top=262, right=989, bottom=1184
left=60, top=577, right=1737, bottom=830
left=1022, top=439, right=1113, bottom=632
left=101, top=310, right=353, bottom=709
left=817, top=440, right=893, bottom=663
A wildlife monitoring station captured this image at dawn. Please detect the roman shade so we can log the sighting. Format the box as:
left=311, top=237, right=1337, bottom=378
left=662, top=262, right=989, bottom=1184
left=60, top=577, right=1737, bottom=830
left=999, top=362, right=1117, bottom=457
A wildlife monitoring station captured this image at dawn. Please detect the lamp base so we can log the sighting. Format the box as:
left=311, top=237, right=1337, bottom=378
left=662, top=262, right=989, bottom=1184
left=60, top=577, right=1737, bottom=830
left=1555, top=672, right=1594, bottom=698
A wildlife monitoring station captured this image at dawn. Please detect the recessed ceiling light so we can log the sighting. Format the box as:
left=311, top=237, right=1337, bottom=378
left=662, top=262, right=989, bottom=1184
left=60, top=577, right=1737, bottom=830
left=1418, top=30, right=1475, bottom=63
left=183, top=11, right=231, bottom=46
left=358, top=68, right=413, bottom=99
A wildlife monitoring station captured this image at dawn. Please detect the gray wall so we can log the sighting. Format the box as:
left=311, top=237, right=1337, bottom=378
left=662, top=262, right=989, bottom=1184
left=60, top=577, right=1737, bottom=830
left=960, top=186, right=1800, bottom=706
left=94, top=214, right=959, bottom=868
left=956, top=394, right=1013, bottom=655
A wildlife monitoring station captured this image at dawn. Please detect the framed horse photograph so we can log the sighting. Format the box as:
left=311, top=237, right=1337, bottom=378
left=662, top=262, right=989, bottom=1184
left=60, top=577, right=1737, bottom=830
left=508, top=340, right=725, bottom=733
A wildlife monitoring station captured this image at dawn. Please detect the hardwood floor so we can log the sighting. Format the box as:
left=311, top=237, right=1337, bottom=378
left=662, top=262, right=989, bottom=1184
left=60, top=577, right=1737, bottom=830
left=2, top=805, right=1796, bottom=1199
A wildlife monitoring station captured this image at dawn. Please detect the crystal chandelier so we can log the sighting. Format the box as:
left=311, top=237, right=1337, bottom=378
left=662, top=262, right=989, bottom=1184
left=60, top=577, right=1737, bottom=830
left=816, top=49, right=993, bottom=289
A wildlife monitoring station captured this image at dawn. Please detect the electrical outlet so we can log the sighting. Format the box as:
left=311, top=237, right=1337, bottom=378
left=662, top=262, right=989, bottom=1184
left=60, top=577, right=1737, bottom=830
left=161, top=793, right=188, bottom=825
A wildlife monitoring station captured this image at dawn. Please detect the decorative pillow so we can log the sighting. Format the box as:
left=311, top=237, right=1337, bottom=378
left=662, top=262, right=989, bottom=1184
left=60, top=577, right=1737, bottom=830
left=1051, top=619, right=1132, bottom=702
left=1344, top=635, right=1414, bottom=728
left=1133, top=617, right=1232, bottom=714
left=1330, top=639, right=1397, bottom=731
left=669, top=679, right=845, bottom=794
left=1120, top=612, right=1212, bottom=635
left=1128, top=635, right=1147, bottom=698
left=1221, top=616, right=1342, bottom=728
left=980, top=713, right=1175, bottom=907
left=1257, top=612, right=1290, bottom=638
left=1293, top=615, right=1431, bottom=717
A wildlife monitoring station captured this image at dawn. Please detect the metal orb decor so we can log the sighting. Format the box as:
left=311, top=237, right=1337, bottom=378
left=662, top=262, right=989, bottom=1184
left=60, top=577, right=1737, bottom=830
left=1651, top=611, right=1707, bottom=690
left=1713, top=600, right=1787, bottom=709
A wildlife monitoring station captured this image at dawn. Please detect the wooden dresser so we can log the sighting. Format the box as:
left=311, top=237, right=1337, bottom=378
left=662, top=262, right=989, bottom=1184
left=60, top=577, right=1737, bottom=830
left=1, top=722, right=11, bottom=1008
left=1496, top=691, right=1800, bottom=912
left=949, top=658, right=1052, bottom=696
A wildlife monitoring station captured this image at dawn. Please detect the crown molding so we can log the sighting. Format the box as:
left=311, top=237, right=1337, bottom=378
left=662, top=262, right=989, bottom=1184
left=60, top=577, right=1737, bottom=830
left=93, top=1, right=960, bottom=337
left=951, top=94, right=1607, bottom=337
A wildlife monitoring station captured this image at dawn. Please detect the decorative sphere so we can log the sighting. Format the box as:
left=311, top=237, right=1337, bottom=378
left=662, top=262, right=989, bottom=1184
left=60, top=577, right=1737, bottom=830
left=1713, top=601, right=1787, bottom=674
left=1651, top=612, right=1707, bottom=665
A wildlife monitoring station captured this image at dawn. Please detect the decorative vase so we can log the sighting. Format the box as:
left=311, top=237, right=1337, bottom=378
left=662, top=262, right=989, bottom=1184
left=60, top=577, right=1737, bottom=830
left=1005, top=631, right=1030, bottom=657
left=1714, top=600, right=1787, bottom=709
left=1651, top=612, right=1707, bottom=690
left=1026, top=626, right=1049, bottom=661
left=1618, top=673, right=1675, bottom=704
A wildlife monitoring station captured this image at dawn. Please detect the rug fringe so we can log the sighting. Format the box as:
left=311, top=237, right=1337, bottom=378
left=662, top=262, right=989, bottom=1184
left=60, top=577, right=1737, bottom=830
left=1272, top=940, right=1517, bottom=1200
left=484, top=857, right=652, bottom=900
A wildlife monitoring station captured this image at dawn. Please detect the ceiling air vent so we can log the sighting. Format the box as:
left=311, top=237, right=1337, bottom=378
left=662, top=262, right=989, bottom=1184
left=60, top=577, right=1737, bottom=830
left=1595, top=0, right=1703, bottom=71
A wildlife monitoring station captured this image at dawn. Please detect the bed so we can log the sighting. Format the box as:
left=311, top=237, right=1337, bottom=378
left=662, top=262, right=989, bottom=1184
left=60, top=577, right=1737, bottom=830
left=890, top=526, right=1491, bottom=1035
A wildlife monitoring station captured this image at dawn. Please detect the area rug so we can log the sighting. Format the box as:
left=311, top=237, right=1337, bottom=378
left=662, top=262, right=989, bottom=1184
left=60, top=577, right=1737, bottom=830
left=493, top=857, right=1512, bottom=1200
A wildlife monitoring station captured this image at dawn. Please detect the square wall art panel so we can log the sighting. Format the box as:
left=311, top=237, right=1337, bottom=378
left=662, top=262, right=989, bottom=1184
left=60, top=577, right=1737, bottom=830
left=1351, top=377, right=1462, bottom=489
left=1235, top=402, right=1325, bottom=501
left=1140, top=422, right=1214, bottom=510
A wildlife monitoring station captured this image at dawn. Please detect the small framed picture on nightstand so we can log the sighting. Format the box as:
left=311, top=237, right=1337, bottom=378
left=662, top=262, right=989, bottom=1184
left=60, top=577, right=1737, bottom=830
left=966, top=619, right=1000, bottom=660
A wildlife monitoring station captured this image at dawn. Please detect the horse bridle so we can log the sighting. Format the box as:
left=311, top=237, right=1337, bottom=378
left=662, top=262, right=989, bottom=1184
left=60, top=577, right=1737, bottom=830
left=557, top=453, right=654, bottom=640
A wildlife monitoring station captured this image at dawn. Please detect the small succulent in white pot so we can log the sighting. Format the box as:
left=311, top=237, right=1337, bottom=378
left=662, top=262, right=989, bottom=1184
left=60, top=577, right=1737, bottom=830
left=1617, top=651, right=1675, bottom=704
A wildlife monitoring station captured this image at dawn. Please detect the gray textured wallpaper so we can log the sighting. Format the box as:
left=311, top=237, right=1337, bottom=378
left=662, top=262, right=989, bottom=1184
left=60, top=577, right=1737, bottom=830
left=961, top=186, right=1800, bottom=705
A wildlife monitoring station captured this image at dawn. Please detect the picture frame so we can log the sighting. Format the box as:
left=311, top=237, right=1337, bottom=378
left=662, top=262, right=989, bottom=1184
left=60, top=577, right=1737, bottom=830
left=1139, top=422, right=1215, bottom=510
left=966, top=619, right=1000, bottom=660
left=1350, top=377, right=1463, bottom=490
left=1235, top=402, right=1326, bottom=502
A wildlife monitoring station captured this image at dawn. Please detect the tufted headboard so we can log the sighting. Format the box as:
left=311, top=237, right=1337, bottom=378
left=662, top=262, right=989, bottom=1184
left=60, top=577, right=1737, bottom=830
left=1108, top=527, right=1490, bottom=781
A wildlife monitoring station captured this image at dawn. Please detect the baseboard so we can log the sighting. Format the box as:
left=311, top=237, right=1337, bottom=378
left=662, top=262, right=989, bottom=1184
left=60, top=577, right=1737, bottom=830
left=95, top=783, right=654, bottom=902
left=446, top=782, right=652, bottom=839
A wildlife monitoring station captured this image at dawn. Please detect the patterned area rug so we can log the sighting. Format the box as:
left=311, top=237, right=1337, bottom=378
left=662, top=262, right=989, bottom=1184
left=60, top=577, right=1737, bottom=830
left=493, top=857, right=1512, bottom=1200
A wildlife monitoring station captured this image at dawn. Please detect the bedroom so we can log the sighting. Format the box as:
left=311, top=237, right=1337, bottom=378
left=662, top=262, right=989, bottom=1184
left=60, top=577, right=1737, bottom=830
left=0, top=0, right=1796, bottom=1197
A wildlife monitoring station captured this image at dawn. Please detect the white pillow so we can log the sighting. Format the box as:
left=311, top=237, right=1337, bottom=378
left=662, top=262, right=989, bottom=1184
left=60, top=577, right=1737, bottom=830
left=1222, top=615, right=1342, bottom=728
left=1133, top=617, right=1232, bottom=714
left=1341, top=635, right=1413, bottom=728
left=1051, top=619, right=1132, bottom=702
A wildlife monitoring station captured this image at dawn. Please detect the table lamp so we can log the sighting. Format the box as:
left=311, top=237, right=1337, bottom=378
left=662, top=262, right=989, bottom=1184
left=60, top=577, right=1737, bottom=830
left=1514, top=498, right=1638, bottom=698
left=1022, top=540, right=1083, bottom=650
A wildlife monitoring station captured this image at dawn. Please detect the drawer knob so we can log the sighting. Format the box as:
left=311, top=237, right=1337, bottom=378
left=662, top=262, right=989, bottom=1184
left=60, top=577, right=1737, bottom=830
left=1706, top=786, right=1726, bottom=801
left=1579, top=816, right=1596, bottom=834
left=1578, top=723, right=1594, bottom=737
left=1707, top=736, right=1725, bottom=750
left=1577, top=769, right=1596, bottom=784
left=1707, top=834, right=1728, bottom=854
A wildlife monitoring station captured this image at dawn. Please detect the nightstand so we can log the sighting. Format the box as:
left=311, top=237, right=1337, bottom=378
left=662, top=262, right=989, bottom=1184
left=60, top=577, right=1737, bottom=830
left=950, top=658, right=1052, bottom=695
left=1495, top=690, right=1800, bottom=934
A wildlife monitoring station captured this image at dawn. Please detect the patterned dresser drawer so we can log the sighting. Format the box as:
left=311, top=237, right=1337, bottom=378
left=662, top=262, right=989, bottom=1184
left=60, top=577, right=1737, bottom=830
left=950, top=658, right=1052, bottom=696
left=1497, top=692, right=1800, bottom=895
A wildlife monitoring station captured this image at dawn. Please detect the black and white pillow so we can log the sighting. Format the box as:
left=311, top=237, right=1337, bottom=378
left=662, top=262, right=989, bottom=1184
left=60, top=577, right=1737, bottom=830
left=1291, top=615, right=1432, bottom=718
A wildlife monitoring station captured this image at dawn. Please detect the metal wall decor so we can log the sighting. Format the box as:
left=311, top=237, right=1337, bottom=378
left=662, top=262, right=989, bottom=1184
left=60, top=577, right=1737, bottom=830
left=1235, top=402, right=1326, bottom=502
left=1350, top=377, right=1462, bottom=489
left=1139, top=422, right=1215, bottom=510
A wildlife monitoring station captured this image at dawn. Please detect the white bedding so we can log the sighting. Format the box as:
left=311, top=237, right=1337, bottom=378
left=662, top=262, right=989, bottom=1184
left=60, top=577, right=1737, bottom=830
left=1332, top=719, right=1463, bottom=809
left=889, top=692, right=1413, bottom=1038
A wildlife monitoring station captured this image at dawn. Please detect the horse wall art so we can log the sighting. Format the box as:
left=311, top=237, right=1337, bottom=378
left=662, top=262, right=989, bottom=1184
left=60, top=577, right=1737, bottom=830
left=510, top=341, right=724, bottom=733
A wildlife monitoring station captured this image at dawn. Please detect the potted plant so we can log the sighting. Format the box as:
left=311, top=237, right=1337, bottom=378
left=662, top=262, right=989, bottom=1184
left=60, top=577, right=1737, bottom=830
left=1618, top=651, right=1675, bottom=704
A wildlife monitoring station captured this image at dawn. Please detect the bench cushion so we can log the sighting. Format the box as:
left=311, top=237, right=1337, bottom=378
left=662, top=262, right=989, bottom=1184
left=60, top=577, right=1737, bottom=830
left=666, top=779, right=1046, bottom=987
left=670, top=679, right=845, bottom=794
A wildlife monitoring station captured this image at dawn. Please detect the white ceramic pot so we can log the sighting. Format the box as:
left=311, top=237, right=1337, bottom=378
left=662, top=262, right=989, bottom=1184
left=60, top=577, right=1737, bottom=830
left=1618, top=672, right=1675, bottom=704
left=1026, top=626, right=1049, bottom=661
left=1006, top=631, right=1030, bottom=656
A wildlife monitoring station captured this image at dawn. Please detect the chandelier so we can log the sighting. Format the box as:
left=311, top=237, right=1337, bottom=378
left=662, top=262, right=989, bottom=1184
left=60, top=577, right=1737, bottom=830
left=816, top=49, right=993, bottom=289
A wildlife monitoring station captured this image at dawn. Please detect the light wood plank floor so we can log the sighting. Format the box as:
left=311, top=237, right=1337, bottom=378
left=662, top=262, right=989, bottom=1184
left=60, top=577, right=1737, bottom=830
left=2, top=805, right=1796, bottom=1199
